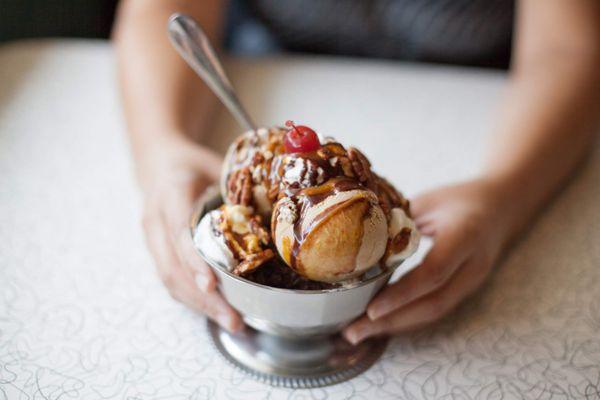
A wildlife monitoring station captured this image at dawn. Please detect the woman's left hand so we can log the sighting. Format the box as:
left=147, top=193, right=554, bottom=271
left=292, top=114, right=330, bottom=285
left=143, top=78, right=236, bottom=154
left=343, top=178, right=515, bottom=344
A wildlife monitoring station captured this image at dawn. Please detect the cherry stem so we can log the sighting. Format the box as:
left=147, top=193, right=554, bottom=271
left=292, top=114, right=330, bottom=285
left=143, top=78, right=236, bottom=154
left=285, top=120, right=298, bottom=134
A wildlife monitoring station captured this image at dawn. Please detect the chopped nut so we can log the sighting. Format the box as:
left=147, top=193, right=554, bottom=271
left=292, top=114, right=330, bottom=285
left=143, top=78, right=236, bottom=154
left=267, top=183, right=280, bottom=202
left=249, top=217, right=271, bottom=245
left=378, top=194, right=391, bottom=218
left=233, top=249, right=274, bottom=275
left=316, top=167, right=325, bottom=184
left=223, top=230, right=247, bottom=258
left=317, top=142, right=346, bottom=159
left=224, top=205, right=253, bottom=234
left=244, top=234, right=261, bottom=253
left=251, top=165, right=263, bottom=184
left=377, top=177, right=410, bottom=214
left=339, top=156, right=355, bottom=178
left=251, top=151, right=265, bottom=167
left=348, top=147, right=376, bottom=190
left=227, top=167, right=253, bottom=206
left=218, top=205, right=275, bottom=276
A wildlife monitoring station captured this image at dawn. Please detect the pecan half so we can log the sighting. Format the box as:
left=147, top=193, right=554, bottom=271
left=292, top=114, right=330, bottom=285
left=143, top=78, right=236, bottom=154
left=267, top=183, right=280, bottom=202
left=251, top=151, right=265, bottom=168
left=317, top=142, right=346, bottom=159
left=348, top=147, right=376, bottom=190
left=377, top=177, right=410, bottom=214
left=227, top=167, right=253, bottom=206
left=248, top=217, right=271, bottom=245
left=339, top=156, right=355, bottom=178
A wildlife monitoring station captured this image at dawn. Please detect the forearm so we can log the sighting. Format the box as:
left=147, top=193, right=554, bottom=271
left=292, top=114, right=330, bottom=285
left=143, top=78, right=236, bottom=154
left=484, top=57, right=599, bottom=240
left=113, top=0, right=225, bottom=184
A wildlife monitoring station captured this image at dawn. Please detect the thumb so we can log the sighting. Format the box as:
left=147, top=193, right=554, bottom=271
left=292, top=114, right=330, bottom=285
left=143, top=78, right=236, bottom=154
left=190, top=146, right=223, bottom=183
left=410, top=190, right=444, bottom=235
left=410, top=190, right=440, bottom=218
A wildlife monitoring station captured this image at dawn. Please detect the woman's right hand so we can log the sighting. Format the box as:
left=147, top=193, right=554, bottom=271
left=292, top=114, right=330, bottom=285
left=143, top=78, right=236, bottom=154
left=138, top=136, right=242, bottom=332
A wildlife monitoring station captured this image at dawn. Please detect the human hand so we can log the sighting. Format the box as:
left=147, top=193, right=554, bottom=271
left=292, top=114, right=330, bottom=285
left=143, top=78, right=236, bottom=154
left=139, top=137, right=242, bottom=332
left=343, top=178, right=514, bottom=344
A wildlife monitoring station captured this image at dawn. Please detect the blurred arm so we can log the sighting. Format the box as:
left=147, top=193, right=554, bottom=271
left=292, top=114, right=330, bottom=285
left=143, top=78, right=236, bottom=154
left=485, top=0, right=600, bottom=242
left=113, top=0, right=226, bottom=190
left=112, top=1, right=243, bottom=333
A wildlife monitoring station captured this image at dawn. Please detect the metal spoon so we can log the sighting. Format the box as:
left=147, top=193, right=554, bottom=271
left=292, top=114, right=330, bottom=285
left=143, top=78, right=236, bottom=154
left=168, top=13, right=257, bottom=131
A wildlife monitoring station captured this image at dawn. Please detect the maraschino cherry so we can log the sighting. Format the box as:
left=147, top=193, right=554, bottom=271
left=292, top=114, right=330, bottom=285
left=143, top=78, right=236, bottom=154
left=283, top=120, right=321, bottom=153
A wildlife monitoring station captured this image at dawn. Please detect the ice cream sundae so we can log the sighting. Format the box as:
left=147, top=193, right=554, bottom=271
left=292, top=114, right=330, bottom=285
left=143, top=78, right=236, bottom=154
left=195, top=121, right=419, bottom=289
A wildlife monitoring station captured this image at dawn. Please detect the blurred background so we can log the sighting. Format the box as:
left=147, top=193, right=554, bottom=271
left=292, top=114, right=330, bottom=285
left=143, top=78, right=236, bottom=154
left=1, top=0, right=514, bottom=69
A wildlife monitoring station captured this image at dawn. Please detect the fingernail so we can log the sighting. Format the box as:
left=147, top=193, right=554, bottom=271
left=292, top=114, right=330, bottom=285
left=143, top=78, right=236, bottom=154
left=342, top=329, right=355, bottom=344
left=344, top=328, right=365, bottom=345
left=367, top=308, right=380, bottom=321
left=367, top=302, right=389, bottom=321
left=195, top=274, right=211, bottom=293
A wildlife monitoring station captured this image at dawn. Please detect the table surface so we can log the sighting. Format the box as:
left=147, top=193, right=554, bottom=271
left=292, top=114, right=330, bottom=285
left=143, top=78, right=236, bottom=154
left=1, top=40, right=599, bottom=400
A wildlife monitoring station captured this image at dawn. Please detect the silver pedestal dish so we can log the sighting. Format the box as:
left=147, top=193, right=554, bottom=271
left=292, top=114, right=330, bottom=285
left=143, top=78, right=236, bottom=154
left=206, top=320, right=387, bottom=388
left=190, top=189, right=404, bottom=387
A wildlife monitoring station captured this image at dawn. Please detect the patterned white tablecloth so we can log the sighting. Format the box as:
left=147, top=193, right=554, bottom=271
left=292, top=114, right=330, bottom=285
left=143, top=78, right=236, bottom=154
left=1, top=41, right=599, bottom=400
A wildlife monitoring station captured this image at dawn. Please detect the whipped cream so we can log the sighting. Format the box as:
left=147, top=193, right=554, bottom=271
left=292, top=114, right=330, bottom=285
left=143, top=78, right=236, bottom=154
left=194, top=210, right=237, bottom=269
left=385, top=207, right=421, bottom=267
left=281, top=157, right=326, bottom=188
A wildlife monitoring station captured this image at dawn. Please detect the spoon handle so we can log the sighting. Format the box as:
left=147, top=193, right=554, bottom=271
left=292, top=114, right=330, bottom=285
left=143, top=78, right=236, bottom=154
left=168, top=13, right=257, bottom=131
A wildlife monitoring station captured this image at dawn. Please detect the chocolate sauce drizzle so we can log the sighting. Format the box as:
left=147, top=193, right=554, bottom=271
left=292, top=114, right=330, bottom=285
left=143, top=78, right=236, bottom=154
left=225, top=127, right=410, bottom=286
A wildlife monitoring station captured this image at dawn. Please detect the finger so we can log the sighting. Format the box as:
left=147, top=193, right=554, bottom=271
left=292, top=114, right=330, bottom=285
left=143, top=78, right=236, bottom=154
left=168, top=261, right=242, bottom=332
left=367, top=226, right=471, bottom=320
left=144, top=210, right=241, bottom=332
left=159, top=185, right=240, bottom=330
left=163, top=186, right=217, bottom=293
left=345, top=257, right=485, bottom=344
left=142, top=210, right=182, bottom=286
left=160, top=214, right=241, bottom=332
left=411, top=192, right=441, bottom=234
left=162, top=232, right=242, bottom=332
left=178, top=228, right=217, bottom=293
left=415, top=219, right=436, bottom=236
left=410, top=190, right=440, bottom=219
left=162, top=180, right=203, bottom=234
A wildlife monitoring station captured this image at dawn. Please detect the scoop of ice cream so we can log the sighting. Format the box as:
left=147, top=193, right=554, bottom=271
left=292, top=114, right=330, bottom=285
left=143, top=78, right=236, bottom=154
left=273, top=189, right=388, bottom=283
left=221, top=128, right=282, bottom=218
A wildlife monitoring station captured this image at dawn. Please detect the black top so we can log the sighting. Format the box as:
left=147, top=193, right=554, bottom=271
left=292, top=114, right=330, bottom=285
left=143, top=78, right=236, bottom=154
left=1, top=0, right=119, bottom=42
left=1, top=0, right=514, bottom=69
left=243, top=0, right=514, bottom=69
